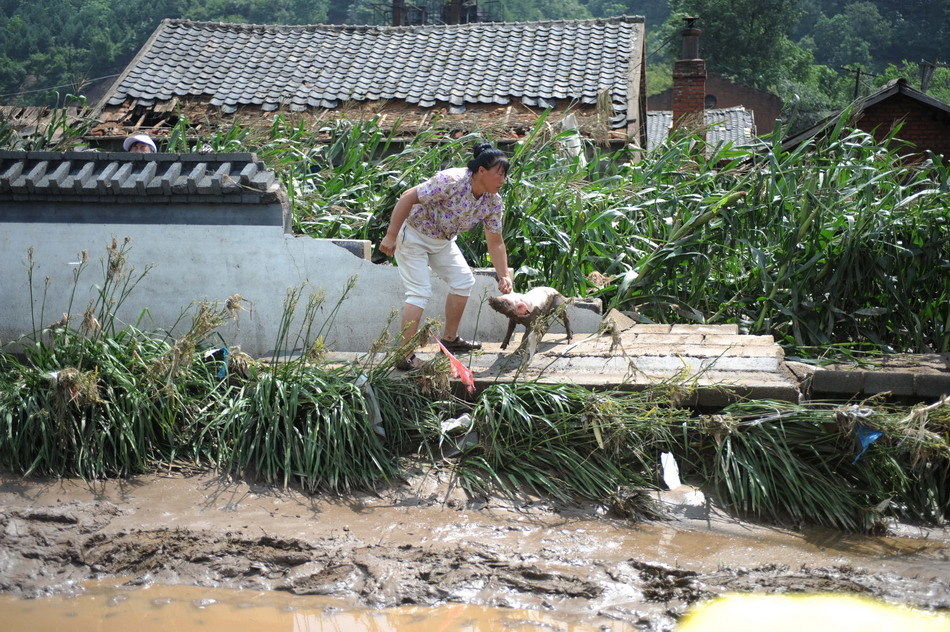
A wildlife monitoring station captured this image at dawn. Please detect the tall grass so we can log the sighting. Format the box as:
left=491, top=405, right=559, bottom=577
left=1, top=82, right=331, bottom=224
left=156, top=114, right=948, bottom=354
left=4, top=107, right=945, bottom=352
left=0, top=241, right=222, bottom=478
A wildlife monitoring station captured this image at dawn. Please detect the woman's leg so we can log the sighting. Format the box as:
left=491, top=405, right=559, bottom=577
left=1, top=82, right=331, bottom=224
left=394, top=226, right=433, bottom=363
left=399, top=303, right=424, bottom=348
left=430, top=239, right=477, bottom=344
left=443, top=293, right=468, bottom=340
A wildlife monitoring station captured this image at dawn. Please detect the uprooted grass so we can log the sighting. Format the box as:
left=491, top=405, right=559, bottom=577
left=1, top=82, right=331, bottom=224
left=456, top=382, right=691, bottom=503
left=1, top=240, right=947, bottom=528
left=2, top=315, right=948, bottom=530
left=685, top=398, right=950, bottom=531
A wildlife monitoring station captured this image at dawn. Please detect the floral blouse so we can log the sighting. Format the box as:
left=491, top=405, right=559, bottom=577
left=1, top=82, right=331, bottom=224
left=407, top=168, right=504, bottom=240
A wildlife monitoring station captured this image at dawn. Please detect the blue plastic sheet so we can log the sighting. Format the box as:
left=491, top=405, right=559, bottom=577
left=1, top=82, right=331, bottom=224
left=852, top=423, right=883, bottom=464
left=216, top=346, right=230, bottom=379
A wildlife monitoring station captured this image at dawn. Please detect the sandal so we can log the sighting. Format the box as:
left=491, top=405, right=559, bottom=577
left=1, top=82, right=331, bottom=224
left=439, top=336, right=482, bottom=353
left=395, top=353, right=423, bottom=371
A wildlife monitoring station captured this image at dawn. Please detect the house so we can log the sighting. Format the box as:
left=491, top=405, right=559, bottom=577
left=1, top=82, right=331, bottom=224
left=91, top=17, right=647, bottom=146
left=782, top=79, right=950, bottom=157
left=646, top=18, right=757, bottom=150
left=648, top=73, right=782, bottom=135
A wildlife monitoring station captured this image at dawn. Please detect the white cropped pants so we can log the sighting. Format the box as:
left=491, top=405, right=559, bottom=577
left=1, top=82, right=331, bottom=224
left=394, top=223, right=475, bottom=309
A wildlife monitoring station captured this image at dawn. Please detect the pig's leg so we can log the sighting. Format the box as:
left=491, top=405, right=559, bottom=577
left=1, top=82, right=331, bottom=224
left=501, top=319, right=517, bottom=349
left=557, top=297, right=573, bottom=342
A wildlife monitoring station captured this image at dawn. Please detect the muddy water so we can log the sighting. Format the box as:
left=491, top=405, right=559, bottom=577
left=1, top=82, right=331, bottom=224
left=0, top=582, right=631, bottom=631
left=0, top=470, right=947, bottom=631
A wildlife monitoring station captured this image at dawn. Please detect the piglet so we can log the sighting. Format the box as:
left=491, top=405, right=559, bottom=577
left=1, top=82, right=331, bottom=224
left=487, top=287, right=572, bottom=350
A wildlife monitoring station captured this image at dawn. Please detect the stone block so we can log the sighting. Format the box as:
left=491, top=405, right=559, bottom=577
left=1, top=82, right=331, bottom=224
left=915, top=374, right=950, bottom=398
left=702, top=334, right=774, bottom=346
left=627, top=324, right=672, bottom=334
left=603, top=308, right=636, bottom=332
left=864, top=371, right=914, bottom=396
left=670, top=324, right=738, bottom=334
left=811, top=369, right=865, bottom=395
left=629, top=333, right=705, bottom=345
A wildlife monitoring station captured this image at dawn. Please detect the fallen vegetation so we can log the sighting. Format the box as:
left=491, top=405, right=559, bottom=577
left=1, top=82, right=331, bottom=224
left=0, top=247, right=946, bottom=533
left=159, top=111, right=948, bottom=355
left=2, top=105, right=946, bottom=355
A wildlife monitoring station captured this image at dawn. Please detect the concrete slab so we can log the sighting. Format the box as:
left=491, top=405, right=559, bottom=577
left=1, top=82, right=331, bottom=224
left=670, top=324, right=739, bottom=335
left=795, top=353, right=948, bottom=400
left=327, top=325, right=801, bottom=404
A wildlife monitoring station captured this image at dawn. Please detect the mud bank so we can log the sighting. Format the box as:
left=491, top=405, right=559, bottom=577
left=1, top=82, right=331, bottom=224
left=0, top=470, right=947, bottom=631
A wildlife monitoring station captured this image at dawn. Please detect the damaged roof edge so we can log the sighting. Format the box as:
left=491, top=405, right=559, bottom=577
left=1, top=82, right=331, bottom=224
left=160, top=15, right=646, bottom=33
left=93, top=19, right=172, bottom=117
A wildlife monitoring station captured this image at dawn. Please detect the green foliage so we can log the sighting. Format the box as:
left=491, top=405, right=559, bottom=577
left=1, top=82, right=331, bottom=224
left=688, top=400, right=950, bottom=530
left=811, top=2, right=891, bottom=68
left=458, top=382, right=687, bottom=501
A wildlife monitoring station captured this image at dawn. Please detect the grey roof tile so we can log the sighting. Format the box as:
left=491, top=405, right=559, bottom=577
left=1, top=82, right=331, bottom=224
left=647, top=107, right=757, bottom=150
left=102, top=17, right=643, bottom=126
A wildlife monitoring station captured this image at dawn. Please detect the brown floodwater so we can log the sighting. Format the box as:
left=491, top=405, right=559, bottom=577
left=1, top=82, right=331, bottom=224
left=0, top=471, right=947, bottom=631
left=0, top=581, right=633, bottom=631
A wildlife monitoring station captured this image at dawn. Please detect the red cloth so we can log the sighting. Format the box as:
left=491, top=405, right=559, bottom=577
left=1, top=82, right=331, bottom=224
left=431, top=336, right=476, bottom=393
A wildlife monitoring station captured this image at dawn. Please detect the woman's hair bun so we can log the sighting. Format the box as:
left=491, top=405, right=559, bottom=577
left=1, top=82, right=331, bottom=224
left=466, top=141, right=509, bottom=174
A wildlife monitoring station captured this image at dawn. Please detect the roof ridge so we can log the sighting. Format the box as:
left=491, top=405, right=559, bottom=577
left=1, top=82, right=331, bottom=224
left=163, top=15, right=645, bottom=32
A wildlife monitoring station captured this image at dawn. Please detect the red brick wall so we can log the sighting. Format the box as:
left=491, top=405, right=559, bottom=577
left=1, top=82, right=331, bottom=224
left=650, top=74, right=783, bottom=133
left=672, top=59, right=705, bottom=128
left=858, top=93, right=950, bottom=158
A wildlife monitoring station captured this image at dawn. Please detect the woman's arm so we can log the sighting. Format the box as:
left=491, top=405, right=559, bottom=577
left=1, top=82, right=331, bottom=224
left=485, top=229, right=513, bottom=293
left=378, top=187, right=420, bottom=257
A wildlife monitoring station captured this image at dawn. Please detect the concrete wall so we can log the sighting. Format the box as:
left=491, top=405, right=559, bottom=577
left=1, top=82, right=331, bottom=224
left=0, top=219, right=601, bottom=355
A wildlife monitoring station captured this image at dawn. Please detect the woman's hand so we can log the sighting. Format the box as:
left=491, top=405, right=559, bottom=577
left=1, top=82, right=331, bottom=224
left=379, top=234, right=397, bottom=257
left=497, top=275, right=513, bottom=294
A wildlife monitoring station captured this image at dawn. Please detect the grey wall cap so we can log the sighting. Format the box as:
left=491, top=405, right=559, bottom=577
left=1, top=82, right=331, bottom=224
left=0, top=150, right=282, bottom=204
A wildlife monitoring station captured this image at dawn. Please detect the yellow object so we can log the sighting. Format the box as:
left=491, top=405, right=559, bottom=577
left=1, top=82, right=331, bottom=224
left=677, top=593, right=950, bottom=632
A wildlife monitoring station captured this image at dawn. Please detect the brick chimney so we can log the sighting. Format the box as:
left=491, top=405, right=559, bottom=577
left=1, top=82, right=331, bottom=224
left=672, top=17, right=706, bottom=128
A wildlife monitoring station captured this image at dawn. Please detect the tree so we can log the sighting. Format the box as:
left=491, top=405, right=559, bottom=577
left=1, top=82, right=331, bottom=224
left=666, top=0, right=806, bottom=89
left=811, top=2, right=891, bottom=68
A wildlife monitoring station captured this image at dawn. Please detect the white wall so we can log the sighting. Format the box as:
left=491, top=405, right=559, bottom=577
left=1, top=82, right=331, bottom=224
left=0, top=222, right=600, bottom=355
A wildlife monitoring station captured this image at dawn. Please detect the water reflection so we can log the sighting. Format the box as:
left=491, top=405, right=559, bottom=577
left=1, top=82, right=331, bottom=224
left=0, top=583, right=632, bottom=631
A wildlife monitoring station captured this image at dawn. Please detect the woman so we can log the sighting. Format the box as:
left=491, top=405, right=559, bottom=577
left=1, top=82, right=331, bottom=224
left=379, top=143, right=513, bottom=370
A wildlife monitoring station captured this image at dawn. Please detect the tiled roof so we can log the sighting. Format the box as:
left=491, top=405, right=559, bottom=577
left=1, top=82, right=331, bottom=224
left=100, top=17, right=644, bottom=128
left=0, top=150, right=280, bottom=204
left=646, top=107, right=756, bottom=150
